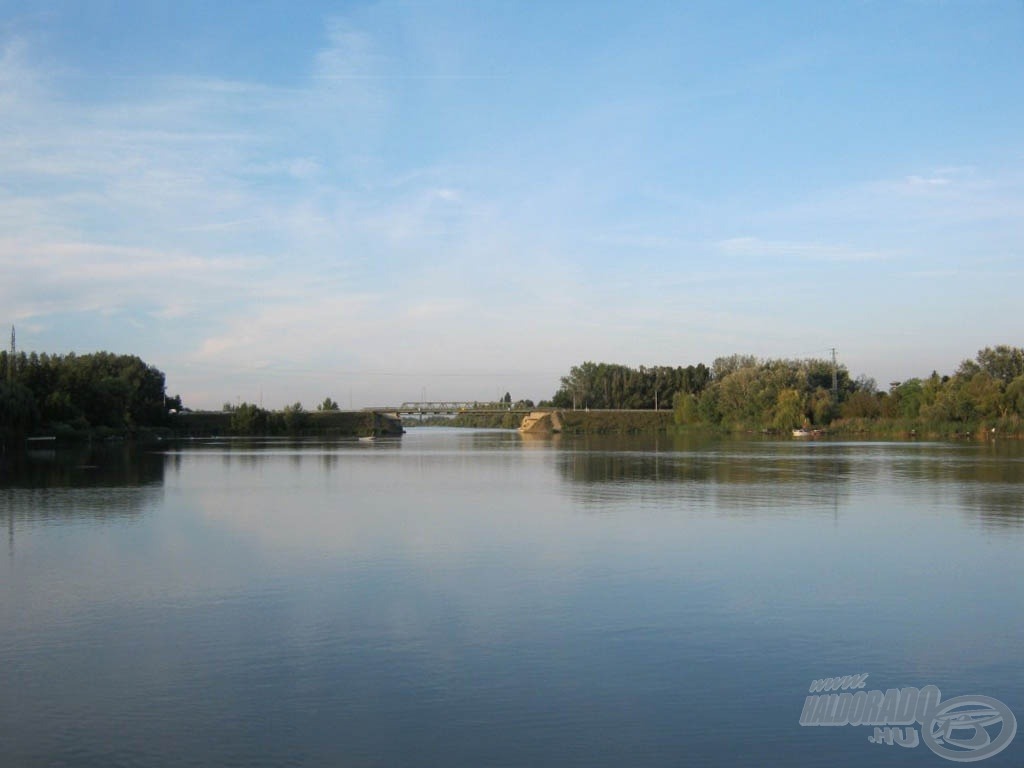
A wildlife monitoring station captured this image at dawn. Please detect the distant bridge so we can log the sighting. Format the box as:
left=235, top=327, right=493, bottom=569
left=368, top=401, right=538, bottom=416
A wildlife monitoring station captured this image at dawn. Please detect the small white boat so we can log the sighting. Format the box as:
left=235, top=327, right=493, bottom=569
left=792, top=428, right=811, bottom=437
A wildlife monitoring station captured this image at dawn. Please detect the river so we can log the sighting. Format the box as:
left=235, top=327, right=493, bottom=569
left=2, top=429, right=1022, bottom=766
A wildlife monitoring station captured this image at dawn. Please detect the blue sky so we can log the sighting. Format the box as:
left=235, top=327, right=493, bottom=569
left=2, top=1, right=1023, bottom=408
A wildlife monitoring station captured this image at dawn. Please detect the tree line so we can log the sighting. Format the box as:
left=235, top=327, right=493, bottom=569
left=546, top=362, right=712, bottom=410
left=546, top=345, right=1024, bottom=434
left=0, top=350, right=178, bottom=440
left=5, top=343, right=1022, bottom=441
left=220, top=400, right=309, bottom=434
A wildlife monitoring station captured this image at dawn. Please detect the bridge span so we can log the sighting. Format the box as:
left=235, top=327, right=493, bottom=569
left=367, top=401, right=538, bottom=416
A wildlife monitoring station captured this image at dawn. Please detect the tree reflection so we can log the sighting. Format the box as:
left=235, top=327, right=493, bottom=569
left=553, top=436, right=1024, bottom=527
left=0, top=444, right=165, bottom=543
left=556, top=435, right=855, bottom=514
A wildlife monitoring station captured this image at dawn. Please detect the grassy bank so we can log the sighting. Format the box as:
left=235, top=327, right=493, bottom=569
left=556, top=409, right=677, bottom=434
left=827, top=415, right=1024, bottom=440
left=403, top=408, right=1024, bottom=441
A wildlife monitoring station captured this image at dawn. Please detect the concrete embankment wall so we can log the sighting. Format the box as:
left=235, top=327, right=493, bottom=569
left=170, top=410, right=403, bottom=438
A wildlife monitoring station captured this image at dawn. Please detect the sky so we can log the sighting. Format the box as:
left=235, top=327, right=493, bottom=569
left=2, top=0, right=1023, bottom=409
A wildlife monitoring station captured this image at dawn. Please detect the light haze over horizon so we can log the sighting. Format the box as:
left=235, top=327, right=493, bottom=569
left=2, top=1, right=1022, bottom=409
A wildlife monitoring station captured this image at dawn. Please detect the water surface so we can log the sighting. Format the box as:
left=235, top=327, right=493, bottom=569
left=2, top=430, right=1022, bottom=766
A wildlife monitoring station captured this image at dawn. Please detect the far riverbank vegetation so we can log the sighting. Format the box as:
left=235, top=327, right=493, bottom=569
left=3, top=340, right=1023, bottom=443
left=545, top=345, right=1024, bottom=439
left=0, top=350, right=178, bottom=444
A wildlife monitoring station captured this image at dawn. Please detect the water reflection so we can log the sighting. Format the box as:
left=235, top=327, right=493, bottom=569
left=1, top=442, right=164, bottom=489
left=550, top=435, right=1024, bottom=527
left=957, top=485, right=1024, bottom=528
left=1, top=444, right=166, bottom=558
left=883, top=441, right=1024, bottom=529
left=159, top=436, right=404, bottom=469
left=554, top=434, right=855, bottom=514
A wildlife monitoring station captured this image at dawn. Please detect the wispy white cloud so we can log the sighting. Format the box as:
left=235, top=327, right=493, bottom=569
left=906, top=175, right=950, bottom=187
left=715, top=236, right=891, bottom=263
left=314, top=18, right=386, bottom=81
left=0, top=236, right=255, bottom=320
left=0, top=35, right=41, bottom=109
left=748, top=165, right=1024, bottom=278
left=0, top=21, right=401, bottom=359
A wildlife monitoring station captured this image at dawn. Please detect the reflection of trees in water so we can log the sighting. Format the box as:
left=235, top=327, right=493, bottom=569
left=1, top=443, right=164, bottom=489
left=889, top=444, right=1024, bottom=486
left=0, top=444, right=165, bottom=530
left=556, top=435, right=854, bottom=513
left=173, top=436, right=403, bottom=470
left=556, top=436, right=1024, bottom=528
left=956, top=486, right=1023, bottom=528
left=887, top=442, right=1024, bottom=529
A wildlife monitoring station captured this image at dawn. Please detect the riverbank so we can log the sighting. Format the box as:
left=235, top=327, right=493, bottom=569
left=825, top=416, right=1023, bottom=440
left=4, top=410, right=403, bottom=447
left=168, top=410, right=404, bottom=438
left=553, top=409, right=675, bottom=434
left=441, top=409, right=1024, bottom=440
left=540, top=410, right=1024, bottom=440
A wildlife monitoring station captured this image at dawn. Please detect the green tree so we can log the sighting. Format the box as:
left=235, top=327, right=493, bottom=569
left=974, top=345, right=1024, bottom=385
left=0, top=381, right=40, bottom=437
left=893, top=379, right=925, bottom=419
left=552, top=361, right=712, bottom=411
left=697, top=384, right=721, bottom=424
left=711, top=354, right=758, bottom=380
left=317, top=397, right=340, bottom=411
left=672, top=392, right=701, bottom=425
left=230, top=402, right=269, bottom=434
left=810, top=388, right=835, bottom=426
left=547, top=348, right=1024, bottom=433
left=282, top=402, right=308, bottom=433
left=0, top=348, right=173, bottom=435
left=920, top=372, right=945, bottom=412
left=840, top=390, right=881, bottom=419
left=773, top=388, right=807, bottom=430
left=963, top=372, right=1004, bottom=419
left=1005, top=375, right=1024, bottom=416
left=715, top=366, right=767, bottom=428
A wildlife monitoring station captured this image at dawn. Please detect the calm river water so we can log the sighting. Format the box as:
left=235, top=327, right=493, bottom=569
left=1, top=429, right=1022, bottom=767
